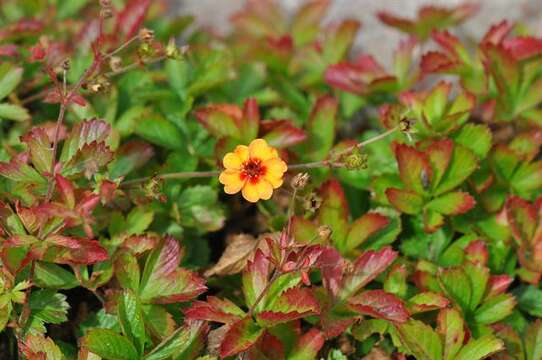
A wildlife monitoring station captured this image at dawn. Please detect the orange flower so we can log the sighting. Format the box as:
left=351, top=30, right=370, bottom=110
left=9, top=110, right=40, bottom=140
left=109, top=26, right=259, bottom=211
left=219, top=139, right=287, bottom=202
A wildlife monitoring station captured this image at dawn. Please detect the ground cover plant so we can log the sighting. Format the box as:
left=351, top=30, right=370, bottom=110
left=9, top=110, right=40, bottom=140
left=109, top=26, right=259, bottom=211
left=1, top=0, right=542, bottom=359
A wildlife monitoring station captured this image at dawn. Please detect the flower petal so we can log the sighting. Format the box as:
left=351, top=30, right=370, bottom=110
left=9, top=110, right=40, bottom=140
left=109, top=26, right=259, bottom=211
left=264, top=158, right=287, bottom=178
left=223, top=145, right=249, bottom=169
left=265, top=175, right=283, bottom=188
left=242, top=179, right=273, bottom=202
left=219, top=170, right=245, bottom=194
left=249, top=139, right=278, bottom=161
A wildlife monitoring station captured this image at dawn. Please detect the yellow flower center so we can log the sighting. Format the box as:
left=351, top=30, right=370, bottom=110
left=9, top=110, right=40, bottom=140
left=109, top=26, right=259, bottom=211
left=241, top=158, right=266, bottom=183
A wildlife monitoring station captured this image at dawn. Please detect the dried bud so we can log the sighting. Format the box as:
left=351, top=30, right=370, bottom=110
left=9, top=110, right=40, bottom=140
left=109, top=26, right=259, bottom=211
left=144, top=175, right=167, bottom=203
left=291, top=172, right=310, bottom=190
left=344, top=150, right=368, bottom=170
left=139, top=28, right=155, bottom=43
left=100, top=7, right=113, bottom=18
left=318, top=225, right=332, bottom=242
left=61, top=58, right=71, bottom=71
left=109, top=56, right=122, bottom=72
left=88, top=75, right=111, bottom=93
left=399, top=118, right=414, bottom=133
left=303, top=193, right=322, bottom=214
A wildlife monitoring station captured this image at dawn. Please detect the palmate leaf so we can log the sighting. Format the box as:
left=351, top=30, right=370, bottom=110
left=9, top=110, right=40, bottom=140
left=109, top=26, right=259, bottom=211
left=118, top=290, right=146, bottom=355
left=256, top=287, right=320, bottom=327
left=59, top=119, right=111, bottom=163
left=287, top=328, right=325, bottom=360
left=139, top=236, right=206, bottom=304
left=27, top=289, right=70, bottom=334
left=20, top=334, right=64, bottom=360
left=143, top=321, right=208, bottom=360
left=300, top=96, right=337, bottom=161
left=396, top=319, right=442, bottom=360
left=348, top=290, right=409, bottom=323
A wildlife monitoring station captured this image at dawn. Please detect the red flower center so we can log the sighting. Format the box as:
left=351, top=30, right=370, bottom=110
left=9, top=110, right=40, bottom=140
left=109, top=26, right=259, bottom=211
left=241, top=158, right=266, bottom=183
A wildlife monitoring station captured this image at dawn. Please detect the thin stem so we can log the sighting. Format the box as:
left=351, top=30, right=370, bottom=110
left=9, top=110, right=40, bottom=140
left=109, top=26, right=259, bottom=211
left=103, top=35, right=138, bottom=60
left=104, top=55, right=166, bottom=77
left=119, top=127, right=399, bottom=188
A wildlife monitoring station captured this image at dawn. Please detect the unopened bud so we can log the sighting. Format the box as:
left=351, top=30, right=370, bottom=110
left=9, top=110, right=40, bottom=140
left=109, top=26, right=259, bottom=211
left=109, top=56, right=122, bottom=72
left=291, top=172, right=310, bottom=190
left=344, top=151, right=368, bottom=170
left=282, top=261, right=297, bottom=273
left=100, top=7, right=113, bottom=19
left=165, top=38, right=182, bottom=59
left=99, top=0, right=112, bottom=6
left=318, top=225, right=332, bottom=242
left=138, top=42, right=155, bottom=58
left=139, top=28, right=155, bottom=43
left=88, top=75, right=111, bottom=93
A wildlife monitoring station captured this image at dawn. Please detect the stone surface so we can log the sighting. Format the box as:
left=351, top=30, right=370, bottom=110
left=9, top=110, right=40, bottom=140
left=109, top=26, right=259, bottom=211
left=176, top=0, right=542, bottom=66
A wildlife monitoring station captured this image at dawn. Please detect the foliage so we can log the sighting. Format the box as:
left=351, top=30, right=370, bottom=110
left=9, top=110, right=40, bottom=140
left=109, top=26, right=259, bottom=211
left=1, top=0, right=542, bottom=359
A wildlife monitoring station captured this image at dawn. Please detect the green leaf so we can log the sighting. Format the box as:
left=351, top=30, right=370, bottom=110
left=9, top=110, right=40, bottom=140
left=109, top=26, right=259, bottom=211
left=386, top=188, right=425, bottom=214
left=125, top=207, right=154, bottom=236
left=524, top=320, right=542, bottom=360
left=0, top=64, right=22, bottom=101
left=344, top=212, right=390, bottom=253
left=144, top=321, right=207, bottom=360
left=56, top=0, right=89, bottom=19
left=301, top=96, right=337, bottom=161
left=474, top=293, right=516, bottom=325
left=135, top=117, right=184, bottom=150
left=177, top=186, right=225, bottom=232
left=27, top=289, right=70, bottom=334
left=455, top=335, right=504, bottom=360
left=34, top=262, right=78, bottom=290
left=317, top=180, right=350, bottom=249
left=115, top=252, right=141, bottom=292
left=118, top=290, right=146, bottom=355
left=437, top=308, right=464, bottom=360
left=435, top=145, right=477, bottom=196
left=439, top=268, right=471, bottom=312
left=453, top=124, right=492, bottom=159
left=83, top=329, right=139, bottom=360
left=396, top=319, right=442, bottom=360
left=0, top=103, right=30, bottom=121
left=515, top=285, right=542, bottom=317
left=362, top=207, right=402, bottom=250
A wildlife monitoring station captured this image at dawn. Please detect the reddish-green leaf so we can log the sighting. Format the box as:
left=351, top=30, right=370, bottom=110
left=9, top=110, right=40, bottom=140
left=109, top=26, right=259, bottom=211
left=426, top=191, right=476, bottom=215
left=345, top=212, right=390, bottom=253
left=454, top=335, right=504, bottom=360
left=317, top=180, right=349, bottom=248
left=291, top=0, right=329, bottom=47
left=348, top=289, right=409, bottom=323
left=257, top=287, right=320, bottom=327
left=139, top=236, right=206, bottom=304
left=220, top=317, right=264, bottom=358
left=396, top=319, right=443, bottom=360
left=474, top=293, right=516, bottom=325
left=386, top=188, right=425, bottom=214
left=339, top=247, right=397, bottom=300
left=287, top=328, right=325, bottom=360
left=393, top=142, right=432, bottom=194
left=302, top=96, right=337, bottom=161
left=409, top=292, right=450, bottom=314
left=437, top=308, right=464, bottom=360
left=185, top=296, right=245, bottom=324
left=21, top=127, right=53, bottom=175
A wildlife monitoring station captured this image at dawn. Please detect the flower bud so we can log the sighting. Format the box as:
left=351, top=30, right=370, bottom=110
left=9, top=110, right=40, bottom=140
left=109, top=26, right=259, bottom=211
left=344, top=150, right=368, bottom=170
left=165, top=38, right=182, bottom=59
left=318, top=225, right=332, bottom=242
left=399, top=118, right=414, bottom=133
left=291, top=172, right=310, bottom=190
left=109, top=56, right=122, bottom=73
left=137, top=42, right=154, bottom=58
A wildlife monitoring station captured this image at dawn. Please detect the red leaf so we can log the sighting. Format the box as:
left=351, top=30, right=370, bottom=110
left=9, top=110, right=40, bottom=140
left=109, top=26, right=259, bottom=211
left=339, top=247, right=398, bottom=300
left=261, top=120, right=306, bottom=148
left=325, top=55, right=391, bottom=94
left=116, top=0, right=152, bottom=39
left=426, top=139, right=454, bottom=189
left=318, top=179, right=350, bottom=246
left=194, top=104, right=243, bottom=139
left=41, top=235, right=108, bottom=264
left=55, top=174, right=75, bottom=209
left=319, top=247, right=345, bottom=297
left=486, top=275, right=514, bottom=298
left=348, top=289, right=409, bottom=323
left=0, top=44, right=19, bottom=57
left=185, top=296, right=245, bottom=324
left=220, top=317, right=264, bottom=358
left=503, top=36, right=542, bottom=61
left=121, top=234, right=160, bottom=255
left=482, top=20, right=514, bottom=47
left=289, top=328, right=325, bottom=359
left=243, top=249, right=270, bottom=308
left=421, top=51, right=459, bottom=73
left=464, top=239, right=489, bottom=265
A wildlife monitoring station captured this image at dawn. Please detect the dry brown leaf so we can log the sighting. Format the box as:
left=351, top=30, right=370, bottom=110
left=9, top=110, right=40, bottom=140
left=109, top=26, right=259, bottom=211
left=204, top=234, right=260, bottom=277
left=207, top=324, right=230, bottom=357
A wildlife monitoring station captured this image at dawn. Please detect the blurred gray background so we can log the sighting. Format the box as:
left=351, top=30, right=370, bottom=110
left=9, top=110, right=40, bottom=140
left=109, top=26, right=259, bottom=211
left=175, top=0, right=542, bottom=66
